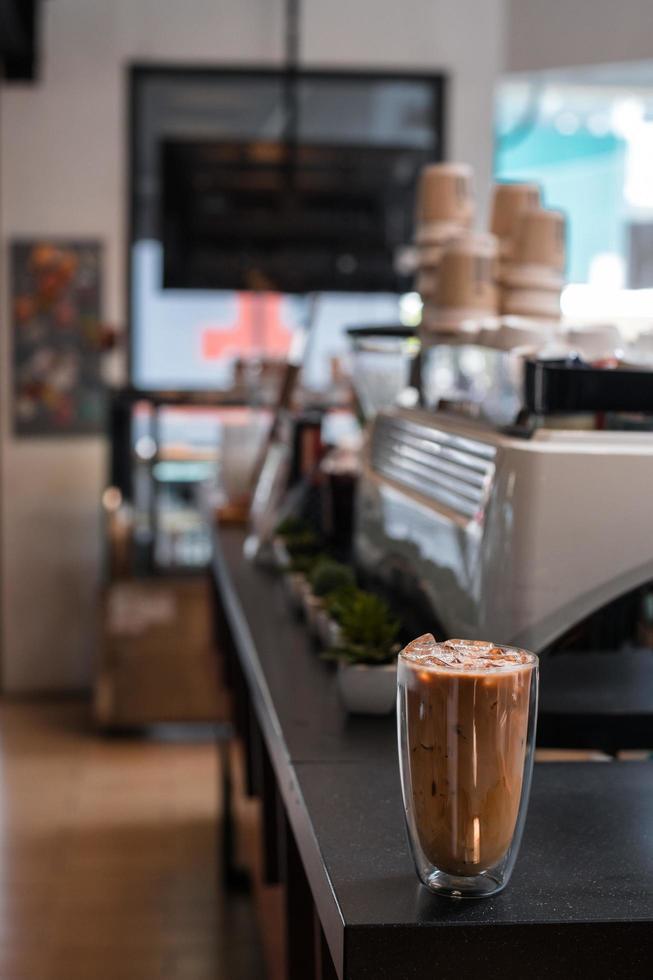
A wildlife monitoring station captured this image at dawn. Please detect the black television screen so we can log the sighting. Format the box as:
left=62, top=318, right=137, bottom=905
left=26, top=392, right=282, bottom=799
left=161, top=138, right=432, bottom=294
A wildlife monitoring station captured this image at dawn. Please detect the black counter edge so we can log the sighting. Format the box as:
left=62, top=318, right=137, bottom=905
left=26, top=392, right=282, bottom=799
left=212, top=532, right=347, bottom=976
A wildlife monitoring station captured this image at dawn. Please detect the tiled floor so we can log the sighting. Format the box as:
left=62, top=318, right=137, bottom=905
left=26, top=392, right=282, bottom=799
left=0, top=699, right=265, bottom=980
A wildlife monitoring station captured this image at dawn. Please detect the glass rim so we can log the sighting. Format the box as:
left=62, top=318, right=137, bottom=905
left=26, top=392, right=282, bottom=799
left=399, top=640, right=538, bottom=675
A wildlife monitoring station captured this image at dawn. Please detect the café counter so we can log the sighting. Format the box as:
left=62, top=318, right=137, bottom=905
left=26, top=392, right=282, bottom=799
left=211, top=524, right=653, bottom=980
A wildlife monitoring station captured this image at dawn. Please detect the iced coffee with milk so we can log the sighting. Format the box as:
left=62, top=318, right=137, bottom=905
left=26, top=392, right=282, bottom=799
left=397, top=635, right=538, bottom=897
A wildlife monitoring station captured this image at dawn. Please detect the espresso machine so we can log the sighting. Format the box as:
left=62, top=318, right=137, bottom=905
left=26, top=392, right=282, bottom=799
left=354, top=348, right=653, bottom=655
left=355, top=163, right=653, bottom=657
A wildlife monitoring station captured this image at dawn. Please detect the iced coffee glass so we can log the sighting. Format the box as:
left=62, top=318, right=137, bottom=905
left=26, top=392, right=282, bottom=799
left=398, top=636, right=538, bottom=898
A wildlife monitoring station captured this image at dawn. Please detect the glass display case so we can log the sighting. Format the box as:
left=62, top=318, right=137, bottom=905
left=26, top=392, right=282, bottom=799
left=110, top=392, right=270, bottom=573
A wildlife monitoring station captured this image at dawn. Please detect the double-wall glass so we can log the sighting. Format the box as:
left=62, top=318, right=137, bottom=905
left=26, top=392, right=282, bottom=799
left=398, top=637, right=538, bottom=898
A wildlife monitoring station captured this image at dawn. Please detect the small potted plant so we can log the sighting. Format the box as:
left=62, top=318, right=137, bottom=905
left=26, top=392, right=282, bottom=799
left=286, top=552, right=320, bottom=612
left=306, top=559, right=356, bottom=639
left=321, top=584, right=356, bottom=648
left=279, top=528, right=321, bottom=611
left=273, top=516, right=310, bottom=569
left=326, top=591, right=401, bottom=715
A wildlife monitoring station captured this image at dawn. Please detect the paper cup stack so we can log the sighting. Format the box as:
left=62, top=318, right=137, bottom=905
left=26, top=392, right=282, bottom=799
left=415, top=169, right=567, bottom=339
left=498, top=203, right=566, bottom=321
left=490, top=182, right=541, bottom=277
left=421, top=231, right=499, bottom=337
left=414, top=164, right=474, bottom=297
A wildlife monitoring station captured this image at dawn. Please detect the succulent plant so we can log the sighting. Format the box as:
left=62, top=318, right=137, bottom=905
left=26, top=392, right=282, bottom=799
left=325, top=590, right=401, bottom=666
left=288, top=552, right=322, bottom=576
left=309, top=559, right=356, bottom=598
left=281, top=530, right=321, bottom=581
left=284, top=530, right=321, bottom=558
left=323, top=585, right=358, bottom=624
left=275, top=515, right=310, bottom=539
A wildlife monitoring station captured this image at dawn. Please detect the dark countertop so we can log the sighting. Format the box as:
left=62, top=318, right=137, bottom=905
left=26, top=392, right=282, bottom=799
left=295, top=760, right=653, bottom=926
left=293, top=760, right=653, bottom=978
left=212, top=525, right=653, bottom=979
left=213, top=525, right=396, bottom=765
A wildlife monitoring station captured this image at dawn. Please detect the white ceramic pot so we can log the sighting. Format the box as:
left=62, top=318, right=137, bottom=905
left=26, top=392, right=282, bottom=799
left=303, top=592, right=324, bottom=634
left=316, top=609, right=338, bottom=648
left=326, top=618, right=343, bottom=649
left=272, top=537, right=290, bottom=570
left=285, top=572, right=308, bottom=612
left=297, top=577, right=313, bottom=618
left=315, top=607, right=330, bottom=647
left=337, top=660, right=397, bottom=715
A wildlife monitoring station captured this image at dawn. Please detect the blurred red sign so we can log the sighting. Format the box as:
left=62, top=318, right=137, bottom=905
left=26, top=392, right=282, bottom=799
left=201, top=293, right=292, bottom=361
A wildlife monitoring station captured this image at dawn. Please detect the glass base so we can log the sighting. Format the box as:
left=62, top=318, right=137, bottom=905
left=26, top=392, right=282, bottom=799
left=422, top=868, right=507, bottom=899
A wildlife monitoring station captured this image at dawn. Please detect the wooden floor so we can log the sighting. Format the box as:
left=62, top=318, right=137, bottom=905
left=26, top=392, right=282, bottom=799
left=0, top=699, right=265, bottom=980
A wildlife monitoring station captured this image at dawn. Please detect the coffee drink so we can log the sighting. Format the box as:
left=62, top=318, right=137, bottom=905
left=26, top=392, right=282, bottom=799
left=398, top=635, right=537, bottom=887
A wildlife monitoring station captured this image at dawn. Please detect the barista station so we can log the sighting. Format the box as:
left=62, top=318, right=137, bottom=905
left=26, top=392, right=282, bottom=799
left=209, top=161, right=653, bottom=978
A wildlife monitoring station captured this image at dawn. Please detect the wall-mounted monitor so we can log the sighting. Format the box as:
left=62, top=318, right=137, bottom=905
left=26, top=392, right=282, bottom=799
left=130, top=66, right=445, bottom=389
left=162, top=137, right=429, bottom=294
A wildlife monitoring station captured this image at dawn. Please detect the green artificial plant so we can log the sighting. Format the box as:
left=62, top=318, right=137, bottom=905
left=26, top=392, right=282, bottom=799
left=326, top=590, right=401, bottom=666
left=309, top=559, right=356, bottom=598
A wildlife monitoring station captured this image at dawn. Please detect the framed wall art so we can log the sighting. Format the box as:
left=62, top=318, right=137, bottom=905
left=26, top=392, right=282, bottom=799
left=11, top=239, right=106, bottom=436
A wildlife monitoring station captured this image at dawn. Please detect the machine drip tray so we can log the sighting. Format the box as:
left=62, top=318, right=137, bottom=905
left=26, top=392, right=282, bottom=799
left=539, top=647, right=653, bottom=753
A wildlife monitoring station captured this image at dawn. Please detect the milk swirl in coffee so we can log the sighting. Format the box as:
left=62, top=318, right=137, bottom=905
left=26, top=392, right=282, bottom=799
left=399, top=635, right=536, bottom=876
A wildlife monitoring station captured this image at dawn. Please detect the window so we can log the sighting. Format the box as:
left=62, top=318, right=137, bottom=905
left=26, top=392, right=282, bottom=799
left=496, top=64, right=653, bottom=330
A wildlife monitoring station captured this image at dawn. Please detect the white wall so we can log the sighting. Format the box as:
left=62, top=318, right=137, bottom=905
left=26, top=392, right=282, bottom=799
left=302, top=0, right=506, bottom=213
left=507, top=0, right=653, bottom=73
left=0, top=0, right=505, bottom=692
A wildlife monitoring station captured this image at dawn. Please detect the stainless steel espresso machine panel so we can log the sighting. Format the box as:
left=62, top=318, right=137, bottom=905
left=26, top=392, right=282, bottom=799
left=356, top=408, right=653, bottom=653
left=370, top=414, right=496, bottom=521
